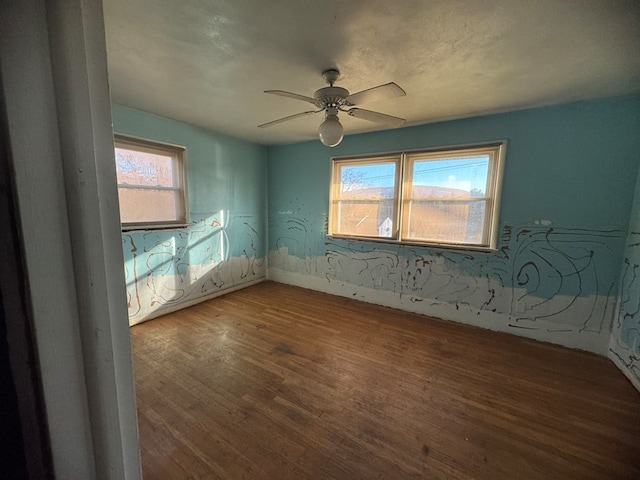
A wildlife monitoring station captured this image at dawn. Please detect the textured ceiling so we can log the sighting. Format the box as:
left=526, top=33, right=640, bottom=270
left=103, top=0, right=640, bottom=146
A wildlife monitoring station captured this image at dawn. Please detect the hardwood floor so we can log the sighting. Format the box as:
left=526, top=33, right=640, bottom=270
left=130, top=281, right=640, bottom=480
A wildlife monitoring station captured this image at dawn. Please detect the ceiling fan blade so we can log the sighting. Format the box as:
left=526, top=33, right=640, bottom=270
left=344, top=82, right=406, bottom=106
left=258, top=110, right=322, bottom=128
left=264, top=90, right=319, bottom=106
left=346, top=108, right=406, bottom=128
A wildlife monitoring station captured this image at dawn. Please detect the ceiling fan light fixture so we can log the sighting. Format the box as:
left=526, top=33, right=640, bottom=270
left=318, top=110, right=343, bottom=147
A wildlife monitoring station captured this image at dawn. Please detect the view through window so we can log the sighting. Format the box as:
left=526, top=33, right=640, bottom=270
left=329, top=143, right=506, bottom=249
left=114, top=135, right=188, bottom=229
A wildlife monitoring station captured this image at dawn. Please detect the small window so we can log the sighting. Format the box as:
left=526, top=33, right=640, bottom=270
left=114, top=135, right=188, bottom=229
left=329, top=142, right=506, bottom=250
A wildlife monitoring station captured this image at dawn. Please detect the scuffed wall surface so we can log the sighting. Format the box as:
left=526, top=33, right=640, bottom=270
left=610, top=167, right=640, bottom=389
left=268, top=95, right=640, bottom=355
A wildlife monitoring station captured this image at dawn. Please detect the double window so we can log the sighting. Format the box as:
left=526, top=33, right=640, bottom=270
left=114, top=135, right=188, bottom=230
left=329, top=142, right=506, bottom=250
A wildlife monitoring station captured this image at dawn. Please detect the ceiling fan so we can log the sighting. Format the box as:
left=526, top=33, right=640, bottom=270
left=258, top=69, right=406, bottom=147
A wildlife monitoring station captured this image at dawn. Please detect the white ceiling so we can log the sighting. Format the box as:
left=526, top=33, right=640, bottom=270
left=103, top=0, right=640, bottom=146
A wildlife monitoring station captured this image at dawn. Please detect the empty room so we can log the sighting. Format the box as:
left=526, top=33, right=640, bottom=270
left=2, top=0, right=640, bottom=479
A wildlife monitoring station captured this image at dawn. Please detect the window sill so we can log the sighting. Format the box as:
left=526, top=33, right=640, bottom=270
left=326, top=234, right=498, bottom=253
left=121, top=223, right=191, bottom=233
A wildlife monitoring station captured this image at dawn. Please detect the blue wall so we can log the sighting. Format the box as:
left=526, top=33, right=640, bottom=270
left=267, top=94, right=640, bottom=354
left=112, top=105, right=268, bottom=323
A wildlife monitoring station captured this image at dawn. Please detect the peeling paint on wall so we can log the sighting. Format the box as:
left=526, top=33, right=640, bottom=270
left=269, top=214, right=622, bottom=353
left=610, top=189, right=640, bottom=390
left=123, top=213, right=265, bottom=324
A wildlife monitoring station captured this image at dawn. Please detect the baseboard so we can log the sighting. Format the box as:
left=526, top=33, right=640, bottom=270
left=128, top=277, right=266, bottom=326
left=268, top=267, right=611, bottom=355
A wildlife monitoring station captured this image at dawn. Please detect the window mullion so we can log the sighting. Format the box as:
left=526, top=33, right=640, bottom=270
left=396, top=153, right=406, bottom=241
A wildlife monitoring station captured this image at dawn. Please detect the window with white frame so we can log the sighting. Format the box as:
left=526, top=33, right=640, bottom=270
left=114, top=135, right=188, bottom=229
left=329, top=142, right=506, bottom=250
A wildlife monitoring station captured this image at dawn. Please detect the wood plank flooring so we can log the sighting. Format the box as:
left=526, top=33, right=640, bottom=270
left=130, top=281, right=640, bottom=480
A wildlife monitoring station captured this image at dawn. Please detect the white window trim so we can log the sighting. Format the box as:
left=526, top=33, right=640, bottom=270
left=114, top=133, right=190, bottom=231
left=328, top=141, right=507, bottom=251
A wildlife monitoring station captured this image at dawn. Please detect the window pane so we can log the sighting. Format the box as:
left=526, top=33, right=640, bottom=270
left=339, top=162, right=396, bottom=198
left=334, top=161, right=396, bottom=237
left=336, top=200, right=395, bottom=237
left=117, top=188, right=181, bottom=224
left=115, top=147, right=175, bottom=187
left=405, top=155, right=490, bottom=245
left=411, top=156, right=489, bottom=199
left=406, top=200, right=486, bottom=244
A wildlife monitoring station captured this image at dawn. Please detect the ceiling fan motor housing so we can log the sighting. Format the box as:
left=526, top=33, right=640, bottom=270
left=314, top=86, right=350, bottom=108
